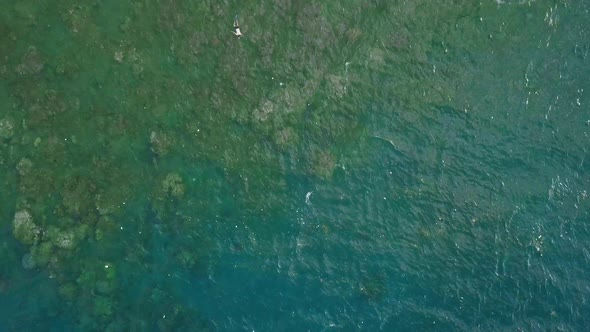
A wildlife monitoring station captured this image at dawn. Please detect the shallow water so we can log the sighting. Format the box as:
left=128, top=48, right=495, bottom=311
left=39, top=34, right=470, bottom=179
left=1, top=0, right=589, bottom=331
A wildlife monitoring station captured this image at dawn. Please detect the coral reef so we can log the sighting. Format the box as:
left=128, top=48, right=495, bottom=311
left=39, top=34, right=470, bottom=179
left=13, top=210, right=40, bottom=245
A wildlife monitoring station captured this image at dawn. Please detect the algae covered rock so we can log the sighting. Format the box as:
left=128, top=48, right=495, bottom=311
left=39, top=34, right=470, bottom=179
left=274, top=127, right=299, bottom=149
left=93, top=295, right=113, bottom=317
left=150, top=130, right=173, bottom=157
left=359, top=274, right=387, bottom=301
left=162, top=172, right=185, bottom=198
left=30, top=241, right=54, bottom=266
left=95, top=215, right=117, bottom=241
left=46, top=225, right=86, bottom=250
left=13, top=210, right=41, bottom=245
left=326, top=74, right=346, bottom=99
left=21, top=253, right=36, bottom=270
left=16, top=46, right=45, bottom=75
left=309, top=149, right=337, bottom=179
left=253, top=99, right=275, bottom=122
left=54, top=229, right=76, bottom=250
left=95, top=193, right=118, bottom=216
left=176, top=249, right=197, bottom=268
left=58, top=283, right=77, bottom=301
left=58, top=233, right=74, bottom=249
left=62, top=176, right=97, bottom=216
left=151, top=172, right=186, bottom=220
left=0, top=117, right=14, bottom=139
left=16, top=158, right=33, bottom=176
left=95, top=280, right=115, bottom=295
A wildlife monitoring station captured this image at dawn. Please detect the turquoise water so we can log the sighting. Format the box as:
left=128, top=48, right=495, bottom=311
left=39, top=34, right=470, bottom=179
left=1, top=0, right=589, bottom=330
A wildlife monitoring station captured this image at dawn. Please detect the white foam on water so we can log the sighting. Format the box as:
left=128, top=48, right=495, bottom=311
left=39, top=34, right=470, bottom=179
left=305, top=191, right=313, bottom=205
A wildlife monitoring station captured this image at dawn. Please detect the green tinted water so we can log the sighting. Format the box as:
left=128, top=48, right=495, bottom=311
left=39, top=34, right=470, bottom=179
left=1, top=0, right=589, bottom=330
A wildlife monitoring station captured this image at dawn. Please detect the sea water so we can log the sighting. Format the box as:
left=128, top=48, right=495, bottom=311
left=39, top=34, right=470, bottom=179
left=0, top=0, right=589, bottom=331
